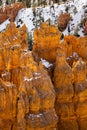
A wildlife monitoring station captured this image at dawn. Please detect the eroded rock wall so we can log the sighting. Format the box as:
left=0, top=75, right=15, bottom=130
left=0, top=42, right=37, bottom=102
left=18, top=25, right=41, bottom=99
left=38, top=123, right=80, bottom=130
left=1, top=22, right=87, bottom=130
left=33, top=23, right=87, bottom=130
left=0, top=23, right=58, bottom=130
left=53, top=36, right=87, bottom=130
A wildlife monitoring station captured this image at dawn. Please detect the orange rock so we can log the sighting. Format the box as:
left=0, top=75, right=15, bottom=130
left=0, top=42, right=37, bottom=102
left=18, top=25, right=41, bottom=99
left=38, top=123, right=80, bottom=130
left=33, top=22, right=61, bottom=62
left=54, top=47, right=73, bottom=102
left=53, top=38, right=87, bottom=130
left=0, top=2, right=26, bottom=24
left=53, top=48, right=77, bottom=129
left=0, top=13, right=7, bottom=24
left=84, top=20, right=87, bottom=35
left=72, top=58, right=86, bottom=83
left=72, top=58, right=87, bottom=130
left=63, top=35, right=87, bottom=60
left=1, top=20, right=87, bottom=130
left=33, top=23, right=87, bottom=129
left=76, top=37, right=87, bottom=59
left=0, top=23, right=58, bottom=130
left=63, top=35, right=78, bottom=56
left=58, top=13, right=71, bottom=31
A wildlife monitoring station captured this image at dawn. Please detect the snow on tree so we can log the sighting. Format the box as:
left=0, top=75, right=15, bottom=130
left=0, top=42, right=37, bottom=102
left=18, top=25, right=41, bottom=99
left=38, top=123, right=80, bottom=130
left=1, top=0, right=6, bottom=10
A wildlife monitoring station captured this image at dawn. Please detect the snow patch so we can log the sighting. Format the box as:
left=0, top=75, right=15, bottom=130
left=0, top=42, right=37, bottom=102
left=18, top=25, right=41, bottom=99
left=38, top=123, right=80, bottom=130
left=0, top=0, right=87, bottom=37
left=24, top=75, right=41, bottom=82
left=15, top=0, right=86, bottom=37
left=41, top=58, right=53, bottom=68
left=0, top=19, right=10, bottom=32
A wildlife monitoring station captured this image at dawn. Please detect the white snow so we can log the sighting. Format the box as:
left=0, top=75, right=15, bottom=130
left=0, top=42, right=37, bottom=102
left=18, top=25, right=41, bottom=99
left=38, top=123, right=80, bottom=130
left=24, top=75, right=41, bottom=82
left=1, top=0, right=6, bottom=10
left=0, top=19, right=10, bottom=32
left=14, top=0, right=87, bottom=36
left=74, top=0, right=87, bottom=11
left=34, top=72, right=41, bottom=76
left=28, top=113, right=43, bottom=118
left=41, top=58, right=53, bottom=68
left=0, top=0, right=87, bottom=37
left=24, top=76, right=33, bottom=81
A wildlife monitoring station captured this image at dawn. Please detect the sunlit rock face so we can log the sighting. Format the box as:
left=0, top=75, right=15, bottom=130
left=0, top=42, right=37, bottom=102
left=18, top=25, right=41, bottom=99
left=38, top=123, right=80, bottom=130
left=72, top=59, right=87, bottom=130
left=0, top=2, right=26, bottom=24
left=33, top=22, right=61, bottom=62
left=33, top=23, right=87, bottom=130
left=0, top=23, right=58, bottom=130
left=65, top=35, right=87, bottom=58
left=1, top=22, right=87, bottom=130
left=53, top=48, right=77, bottom=130
left=53, top=35, right=87, bottom=130
left=63, top=35, right=87, bottom=71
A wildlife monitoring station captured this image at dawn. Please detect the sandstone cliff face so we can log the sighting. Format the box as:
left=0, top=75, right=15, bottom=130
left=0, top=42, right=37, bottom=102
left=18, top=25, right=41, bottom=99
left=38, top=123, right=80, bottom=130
left=63, top=35, right=87, bottom=68
left=53, top=49, right=77, bottom=130
left=0, top=23, right=58, bottom=130
left=33, top=23, right=87, bottom=129
left=72, top=59, right=87, bottom=130
left=53, top=50, right=87, bottom=130
left=53, top=35, right=87, bottom=130
left=33, top=22, right=61, bottom=62
left=0, top=2, right=26, bottom=24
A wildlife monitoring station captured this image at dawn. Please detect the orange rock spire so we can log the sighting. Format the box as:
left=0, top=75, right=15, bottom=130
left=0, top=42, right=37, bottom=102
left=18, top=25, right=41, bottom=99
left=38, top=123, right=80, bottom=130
left=0, top=23, right=58, bottom=130
left=33, top=22, right=61, bottom=62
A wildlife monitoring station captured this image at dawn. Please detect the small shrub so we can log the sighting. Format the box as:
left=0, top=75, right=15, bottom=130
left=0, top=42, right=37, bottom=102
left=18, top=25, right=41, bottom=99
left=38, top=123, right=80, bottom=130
left=27, top=33, right=33, bottom=51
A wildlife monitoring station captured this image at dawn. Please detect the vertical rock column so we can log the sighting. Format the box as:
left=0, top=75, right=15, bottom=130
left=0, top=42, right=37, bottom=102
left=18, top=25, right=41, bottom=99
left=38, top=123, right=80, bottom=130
left=53, top=48, right=78, bottom=130
left=72, top=58, right=87, bottom=130
left=33, top=22, right=61, bottom=62
left=17, top=51, right=58, bottom=130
